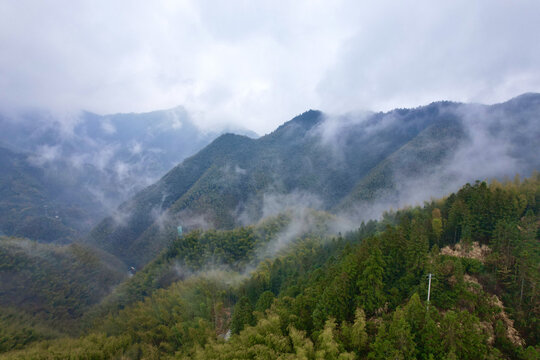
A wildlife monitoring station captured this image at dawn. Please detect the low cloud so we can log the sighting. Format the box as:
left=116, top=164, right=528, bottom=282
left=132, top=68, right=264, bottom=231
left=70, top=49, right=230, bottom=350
left=260, top=191, right=323, bottom=220
left=28, top=144, right=61, bottom=166
left=173, top=209, right=214, bottom=232
left=1, top=1, right=539, bottom=134
left=101, top=119, right=116, bottom=135
left=336, top=99, right=540, bottom=224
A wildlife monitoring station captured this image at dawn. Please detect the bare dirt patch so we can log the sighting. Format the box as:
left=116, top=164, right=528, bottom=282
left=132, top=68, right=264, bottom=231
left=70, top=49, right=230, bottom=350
left=491, top=295, right=525, bottom=346
left=440, top=241, right=491, bottom=263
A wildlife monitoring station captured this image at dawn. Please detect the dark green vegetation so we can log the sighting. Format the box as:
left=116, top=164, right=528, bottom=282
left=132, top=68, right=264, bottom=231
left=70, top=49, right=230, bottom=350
left=0, top=107, right=240, bottom=242
left=2, top=175, right=538, bottom=359
left=87, top=94, right=540, bottom=267
left=0, top=237, right=126, bottom=351
left=0, top=146, right=101, bottom=243
left=87, top=211, right=331, bottom=321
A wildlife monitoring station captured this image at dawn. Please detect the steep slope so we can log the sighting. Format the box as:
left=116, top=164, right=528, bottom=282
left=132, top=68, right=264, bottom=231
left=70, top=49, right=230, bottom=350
left=0, top=107, right=254, bottom=241
left=337, top=116, right=466, bottom=210
left=0, top=237, right=126, bottom=344
left=339, top=93, right=540, bottom=212
left=0, top=146, right=101, bottom=242
left=87, top=94, right=540, bottom=267
left=4, top=177, right=539, bottom=359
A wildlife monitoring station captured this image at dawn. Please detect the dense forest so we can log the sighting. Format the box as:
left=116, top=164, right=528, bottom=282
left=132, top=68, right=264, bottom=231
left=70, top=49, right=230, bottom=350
left=0, top=239, right=126, bottom=352
left=1, top=174, right=538, bottom=359
left=0, top=106, right=242, bottom=243
left=86, top=94, right=540, bottom=269
left=2, top=0, right=539, bottom=358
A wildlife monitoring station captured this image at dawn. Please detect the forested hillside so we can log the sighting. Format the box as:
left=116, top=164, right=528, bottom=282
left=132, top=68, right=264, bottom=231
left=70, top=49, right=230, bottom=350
left=85, top=210, right=335, bottom=324
left=86, top=94, right=540, bottom=268
left=0, top=237, right=126, bottom=352
left=2, top=1, right=539, bottom=358
left=0, top=146, right=102, bottom=243
left=2, top=175, right=538, bottom=359
left=0, top=107, right=254, bottom=242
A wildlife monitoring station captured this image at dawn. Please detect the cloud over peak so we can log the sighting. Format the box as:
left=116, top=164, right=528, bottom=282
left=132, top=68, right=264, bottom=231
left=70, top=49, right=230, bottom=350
left=1, top=0, right=539, bottom=134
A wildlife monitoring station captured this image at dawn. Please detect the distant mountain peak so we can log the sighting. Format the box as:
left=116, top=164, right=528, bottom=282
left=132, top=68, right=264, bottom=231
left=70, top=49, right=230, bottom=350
left=83, top=94, right=540, bottom=267
left=270, top=110, right=323, bottom=137
left=211, top=132, right=254, bottom=147
left=505, top=92, right=540, bottom=104
left=288, top=109, right=323, bottom=126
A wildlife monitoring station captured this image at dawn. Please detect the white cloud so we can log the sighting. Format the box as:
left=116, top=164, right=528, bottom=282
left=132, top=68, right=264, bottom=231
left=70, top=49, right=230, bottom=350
left=1, top=0, right=539, bottom=134
left=130, top=142, right=142, bottom=155
left=101, top=119, right=116, bottom=135
left=28, top=144, right=61, bottom=166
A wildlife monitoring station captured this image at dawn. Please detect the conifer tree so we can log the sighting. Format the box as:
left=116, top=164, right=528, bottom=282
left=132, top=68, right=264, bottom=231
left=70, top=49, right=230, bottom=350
left=316, top=318, right=355, bottom=360
left=356, top=246, right=386, bottom=315
left=255, top=291, right=275, bottom=313
left=369, top=308, right=416, bottom=359
left=431, top=208, right=443, bottom=245
left=231, top=296, right=255, bottom=334
left=406, top=219, right=429, bottom=275
left=349, top=308, right=368, bottom=352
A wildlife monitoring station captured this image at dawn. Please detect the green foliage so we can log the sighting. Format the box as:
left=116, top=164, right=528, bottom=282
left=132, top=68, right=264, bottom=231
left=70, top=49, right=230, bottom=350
left=431, top=208, right=443, bottom=245
left=3, top=175, right=539, bottom=359
left=316, top=318, right=355, bottom=360
left=0, top=309, right=59, bottom=353
left=0, top=333, right=132, bottom=360
left=85, top=98, right=540, bottom=269
left=0, top=146, right=111, bottom=243
left=231, top=297, right=255, bottom=334
left=0, top=238, right=125, bottom=337
left=369, top=308, right=416, bottom=360
left=255, top=291, right=276, bottom=313
left=439, top=311, right=488, bottom=359
left=356, top=245, right=386, bottom=315
left=165, top=226, right=263, bottom=271
left=89, top=214, right=292, bottom=320
left=341, top=308, right=368, bottom=354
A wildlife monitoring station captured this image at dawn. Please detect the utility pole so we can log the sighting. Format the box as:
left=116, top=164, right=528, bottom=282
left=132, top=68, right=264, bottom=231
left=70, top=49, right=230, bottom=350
left=427, top=273, right=432, bottom=310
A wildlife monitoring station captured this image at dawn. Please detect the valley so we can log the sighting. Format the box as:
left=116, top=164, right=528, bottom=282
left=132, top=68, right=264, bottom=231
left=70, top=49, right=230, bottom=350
left=0, top=95, right=538, bottom=359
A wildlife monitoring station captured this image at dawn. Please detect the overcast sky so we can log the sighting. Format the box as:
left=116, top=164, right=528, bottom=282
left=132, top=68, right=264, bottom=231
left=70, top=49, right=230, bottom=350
left=1, top=0, right=539, bottom=134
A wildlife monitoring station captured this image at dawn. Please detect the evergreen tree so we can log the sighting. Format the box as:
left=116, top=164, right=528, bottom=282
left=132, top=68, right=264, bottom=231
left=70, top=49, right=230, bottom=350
left=314, top=272, right=354, bottom=327
left=431, top=208, right=443, bottom=246
left=420, top=312, right=443, bottom=360
left=341, top=308, right=368, bottom=355
left=230, top=296, right=255, bottom=334
left=369, top=308, right=416, bottom=359
left=356, top=246, right=386, bottom=315
left=316, top=318, right=355, bottom=360
left=406, top=219, right=429, bottom=276
left=404, top=293, right=425, bottom=336
left=439, top=311, right=487, bottom=359
left=255, top=290, right=275, bottom=313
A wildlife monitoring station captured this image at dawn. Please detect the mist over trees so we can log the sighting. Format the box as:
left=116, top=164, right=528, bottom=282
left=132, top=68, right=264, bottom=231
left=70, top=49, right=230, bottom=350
left=85, top=94, right=540, bottom=268
left=1, top=0, right=539, bottom=357
left=0, top=107, right=253, bottom=242
left=1, top=174, right=538, bottom=359
left=0, top=96, right=539, bottom=359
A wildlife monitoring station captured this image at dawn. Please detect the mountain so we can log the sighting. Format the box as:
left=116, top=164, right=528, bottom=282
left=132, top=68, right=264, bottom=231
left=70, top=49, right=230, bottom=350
left=338, top=93, right=540, bottom=211
left=0, top=107, right=255, bottom=241
left=3, top=176, right=538, bottom=358
left=86, top=94, right=540, bottom=267
left=0, top=146, right=100, bottom=243
left=0, top=236, right=126, bottom=351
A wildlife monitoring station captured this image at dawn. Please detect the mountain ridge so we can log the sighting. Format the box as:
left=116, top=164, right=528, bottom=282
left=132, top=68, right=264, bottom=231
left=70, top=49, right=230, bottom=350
left=86, top=93, right=540, bottom=267
left=0, top=106, right=258, bottom=242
